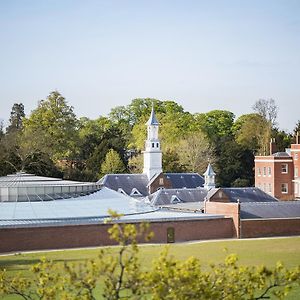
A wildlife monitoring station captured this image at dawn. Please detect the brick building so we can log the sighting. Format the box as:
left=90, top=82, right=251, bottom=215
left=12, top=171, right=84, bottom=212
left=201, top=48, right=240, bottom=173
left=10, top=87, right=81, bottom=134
left=255, top=135, right=300, bottom=200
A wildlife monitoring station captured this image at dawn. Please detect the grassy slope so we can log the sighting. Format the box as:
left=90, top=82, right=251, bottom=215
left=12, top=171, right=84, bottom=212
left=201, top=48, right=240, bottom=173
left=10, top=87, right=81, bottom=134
left=1, top=237, right=300, bottom=299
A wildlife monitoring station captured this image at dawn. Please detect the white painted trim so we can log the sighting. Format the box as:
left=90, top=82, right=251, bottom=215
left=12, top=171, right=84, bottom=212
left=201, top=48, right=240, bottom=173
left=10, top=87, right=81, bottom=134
left=290, top=149, right=300, bottom=152
left=254, top=159, right=293, bottom=163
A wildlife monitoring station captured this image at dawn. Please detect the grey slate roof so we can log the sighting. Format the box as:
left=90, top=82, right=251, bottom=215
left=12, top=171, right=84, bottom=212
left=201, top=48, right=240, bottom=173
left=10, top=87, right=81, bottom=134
left=149, top=188, right=208, bottom=206
left=272, top=152, right=291, bottom=157
left=240, top=201, right=300, bottom=219
left=98, top=174, right=149, bottom=196
left=99, top=173, right=205, bottom=197
left=165, top=173, right=204, bottom=189
left=208, top=187, right=278, bottom=203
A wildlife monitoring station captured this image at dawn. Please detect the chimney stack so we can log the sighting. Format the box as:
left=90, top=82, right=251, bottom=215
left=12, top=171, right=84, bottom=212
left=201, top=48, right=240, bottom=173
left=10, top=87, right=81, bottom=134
left=297, top=132, right=300, bottom=144
left=270, top=138, right=276, bottom=155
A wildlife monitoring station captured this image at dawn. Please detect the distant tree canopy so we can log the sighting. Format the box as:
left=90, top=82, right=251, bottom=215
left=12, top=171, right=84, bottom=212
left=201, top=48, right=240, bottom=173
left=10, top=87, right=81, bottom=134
left=0, top=94, right=296, bottom=186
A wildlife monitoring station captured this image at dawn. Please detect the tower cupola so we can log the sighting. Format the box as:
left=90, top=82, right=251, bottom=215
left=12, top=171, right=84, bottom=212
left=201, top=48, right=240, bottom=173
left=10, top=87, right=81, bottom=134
left=143, top=106, right=162, bottom=179
left=203, top=163, right=216, bottom=190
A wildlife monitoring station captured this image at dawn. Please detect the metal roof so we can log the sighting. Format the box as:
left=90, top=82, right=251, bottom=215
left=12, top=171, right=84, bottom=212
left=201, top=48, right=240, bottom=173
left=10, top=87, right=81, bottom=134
left=146, top=107, right=159, bottom=126
left=203, top=164, right=216, bottom=176
left=240, top=201, right=300, bottom=219
left=0, top=172, right=101, bottom=202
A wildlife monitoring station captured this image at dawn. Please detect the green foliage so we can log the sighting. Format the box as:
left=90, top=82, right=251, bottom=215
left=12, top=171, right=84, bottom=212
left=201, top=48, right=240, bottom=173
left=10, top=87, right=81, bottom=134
left=100, top=149, right=126, bottom=176
left=6, top=103, right=25, bottom=134
left=195, top=110, right=235, bottom=143
left=22, top=91, right=79, bottom=161
left=177, top=131, right=216, bottom=174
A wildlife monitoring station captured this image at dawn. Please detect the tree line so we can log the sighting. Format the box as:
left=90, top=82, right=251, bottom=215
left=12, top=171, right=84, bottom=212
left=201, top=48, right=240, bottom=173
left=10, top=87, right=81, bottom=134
left=1, top=91, right=299, bottom=186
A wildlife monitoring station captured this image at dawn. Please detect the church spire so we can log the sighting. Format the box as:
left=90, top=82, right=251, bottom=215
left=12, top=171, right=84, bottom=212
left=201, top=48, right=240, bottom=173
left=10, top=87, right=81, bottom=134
left=143, top=106, right=162, bottom=180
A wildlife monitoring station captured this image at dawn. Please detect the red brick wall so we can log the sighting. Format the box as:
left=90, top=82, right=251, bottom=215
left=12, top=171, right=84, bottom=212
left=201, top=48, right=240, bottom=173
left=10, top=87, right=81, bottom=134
left=241, top=218, right=300, bottom=238
left=149, top=173, right=172, bottom=194
left=0, top=218, right=234, bottom=253
left=255, top=156, right=294, bottom=200
left=204, top=202, right=240, bottom=238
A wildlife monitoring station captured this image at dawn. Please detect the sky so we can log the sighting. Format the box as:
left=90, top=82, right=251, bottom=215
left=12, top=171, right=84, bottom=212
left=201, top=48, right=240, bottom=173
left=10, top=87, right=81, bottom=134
left=0, top=0, right=299, bottom=132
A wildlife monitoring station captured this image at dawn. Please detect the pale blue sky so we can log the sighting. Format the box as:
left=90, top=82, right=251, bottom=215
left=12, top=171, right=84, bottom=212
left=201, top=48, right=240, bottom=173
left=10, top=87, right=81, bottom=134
left=0, top=0, right=299, bottom=131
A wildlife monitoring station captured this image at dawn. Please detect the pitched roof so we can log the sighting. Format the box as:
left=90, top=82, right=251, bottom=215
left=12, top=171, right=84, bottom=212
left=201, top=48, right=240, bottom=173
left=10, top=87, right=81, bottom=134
left=240, top=201, right=300, bottom=219
left=146, top=107, right=159, bottom=126
left=165, top=173, right=204, bottom=189
left=98, top=174, right=149, bottom=196
left=272, top=152, right=291, bottom=157
left=207, top=187, right=278, bottom=203
left=149, top=188, right=208, bottom=206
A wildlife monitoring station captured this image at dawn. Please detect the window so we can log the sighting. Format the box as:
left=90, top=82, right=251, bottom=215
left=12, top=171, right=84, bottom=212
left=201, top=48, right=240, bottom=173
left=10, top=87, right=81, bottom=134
left=281, top=164, right=288, bottom=174
left=263, top=167, right=266, bottom=176
left=295, top=153, right=298, bottom=161
left=152, top=142, right=155, bottom=148
left=281, top=183, right=288, bottom=194
left=159, top=178, right=164, bottom=185
left=258, top=168, right=261, bottom=176
left=156, top=143, right=159, bottom=148
left=263, top=183, right=266, bottom=191
left=295, top=167, right=299, bottom=178
left=268, top=167, right=271, bottom=176
left=268, top=183, right=272, bottom=193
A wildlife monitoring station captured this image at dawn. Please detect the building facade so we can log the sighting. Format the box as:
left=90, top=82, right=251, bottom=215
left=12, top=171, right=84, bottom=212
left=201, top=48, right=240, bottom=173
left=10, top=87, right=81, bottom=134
left=255, top=137, right=300, bottom=200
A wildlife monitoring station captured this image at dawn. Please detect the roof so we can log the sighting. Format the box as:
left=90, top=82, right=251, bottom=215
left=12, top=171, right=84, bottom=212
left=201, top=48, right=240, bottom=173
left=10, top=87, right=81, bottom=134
left=149, top=188, right=208, bottom=206
left=0, top=187, right=156, bottom=225
left=207, top=187, right=278, bottom=203
left=203, top=164, right=216, bottom=176
left=146, top=107, right=159, bottom=126
left=240, top=201, right=300, bottom=219
left=164, top=173, right=204, bottom=189
left=272, top=152, right=291, bottom=157
left=0, top=172, right=101, bottom=202
left=98, top=174, right=149, bottom=196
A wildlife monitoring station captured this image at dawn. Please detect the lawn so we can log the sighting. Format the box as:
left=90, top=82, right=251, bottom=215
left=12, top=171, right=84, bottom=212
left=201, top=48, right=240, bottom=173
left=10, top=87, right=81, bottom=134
left=1, top=236, right=300, bottom=299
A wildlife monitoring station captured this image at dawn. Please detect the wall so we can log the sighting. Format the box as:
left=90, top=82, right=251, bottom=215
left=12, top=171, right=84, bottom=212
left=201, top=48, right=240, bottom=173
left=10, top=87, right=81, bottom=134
left=0, top=218, right=234, bottom=253
left=204, top=202, right=240, bottom=238
left=241, top=218, right=300, bottom=238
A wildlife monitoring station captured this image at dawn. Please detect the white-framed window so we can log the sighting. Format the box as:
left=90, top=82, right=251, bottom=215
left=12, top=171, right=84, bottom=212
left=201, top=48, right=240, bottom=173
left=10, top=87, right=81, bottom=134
left=281, top=183, right=288, bottom=194
left=295, top=153, right=298, bottom=161
left=295, top=167, right=299, bottom=178
left=268, top=183, right=272, bottom=193
left=263, top=167, right=266, bottom=176
left=268, top=167, right=271, bottom=176
left=281, top=164, right=288, bottom=174
left=263, top=183, right=266, bottom=192
left=159, top=178, right=164, bottom=185
left=258, top=168, right=261, bottom=176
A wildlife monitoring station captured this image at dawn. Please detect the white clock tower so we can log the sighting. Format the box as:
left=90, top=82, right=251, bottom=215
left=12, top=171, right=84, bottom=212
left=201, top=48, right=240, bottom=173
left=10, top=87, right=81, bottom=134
left=143, top=107, right=163, bottom=180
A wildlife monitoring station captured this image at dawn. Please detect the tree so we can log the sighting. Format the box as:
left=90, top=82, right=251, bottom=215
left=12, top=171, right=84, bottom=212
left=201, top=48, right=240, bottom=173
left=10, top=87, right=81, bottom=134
left=22, top=91, right=79, bottom=161
left=234, top=113, right=272, bottom=155
left=195, top=110, right=235, bottom=144
left=253, top=98, right=278, bottom=128
left=128, top=153, right=143, bottom=173
left=100, top=149, right=126, bottom=176
left=6, top=103, right=25, bottom=133
left=177, top=131, right=216, bottom=174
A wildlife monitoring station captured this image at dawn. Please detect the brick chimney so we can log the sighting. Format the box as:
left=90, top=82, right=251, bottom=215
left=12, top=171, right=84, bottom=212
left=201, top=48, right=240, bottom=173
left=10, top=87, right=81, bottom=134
left=270, top=138, right=276, bottom=155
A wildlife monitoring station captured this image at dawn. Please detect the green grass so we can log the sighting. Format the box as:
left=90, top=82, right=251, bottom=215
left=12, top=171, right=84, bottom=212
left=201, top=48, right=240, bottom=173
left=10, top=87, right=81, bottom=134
left=1, top=236, right=300, bottom=299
